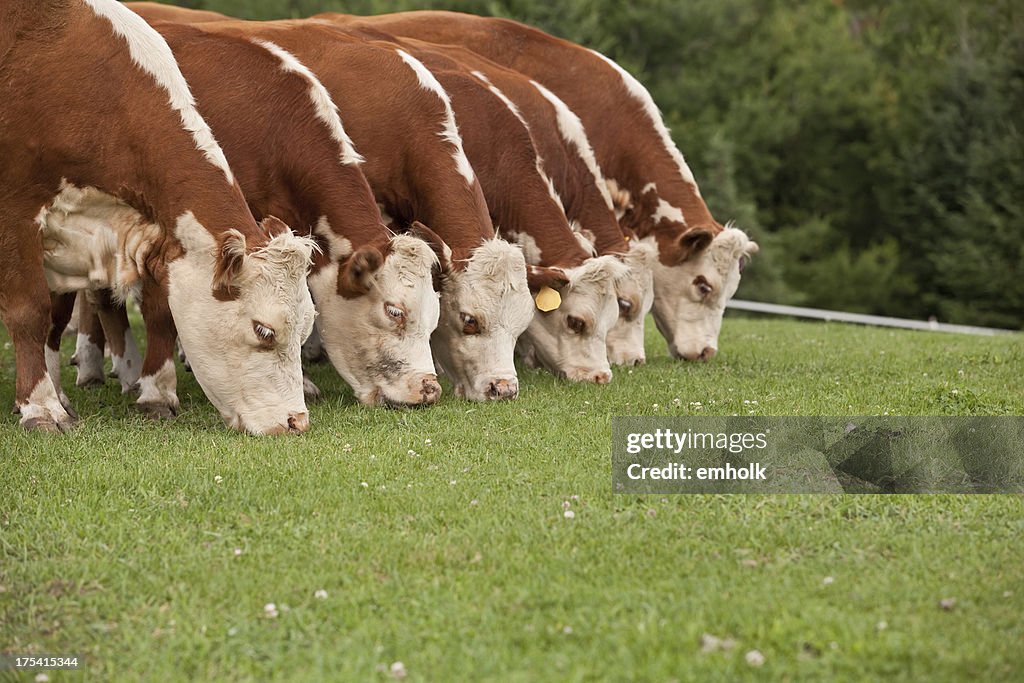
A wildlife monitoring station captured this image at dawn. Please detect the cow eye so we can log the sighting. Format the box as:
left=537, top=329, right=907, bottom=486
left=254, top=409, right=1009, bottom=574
left=617, top=297, right=634, bottom=318
left=384, top=303, right=406, bottom=324
left=253, top=321, right=276, bottom=346
left=460, top=312, right=480, bottom=335
left=693, top=276, right=713, bottom=297
left=567, top=315, right=586, bottom=334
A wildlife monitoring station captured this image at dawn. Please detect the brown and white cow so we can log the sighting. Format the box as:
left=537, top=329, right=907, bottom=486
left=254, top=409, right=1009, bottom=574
left=321, top=11, right=759, bottom=361
left=126, top=13, right=538, bottom=402
left=76, top=21, right=445, bottom=408
left=378, top=40, right=628, bottom=383
left=1, top=0, right=316, bottom=434
left=401, top=39, right=657, bottom=366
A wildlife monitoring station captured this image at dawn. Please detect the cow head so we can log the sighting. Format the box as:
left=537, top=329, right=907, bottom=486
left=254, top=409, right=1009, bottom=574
left=306, top=229, right=442, bottom=407
left=431, top=238, right=534, bottom=401
left=646, top=225, right=758, bottom=361
left=517, top=255, right=629, bottom=383
left=605, top=240, right=656, bottom=366
left=167, top=214, right=317, bottom=434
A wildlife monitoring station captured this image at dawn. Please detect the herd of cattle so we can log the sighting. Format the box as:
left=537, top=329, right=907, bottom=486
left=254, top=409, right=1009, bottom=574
left=0, top=0, right=758, bottom=435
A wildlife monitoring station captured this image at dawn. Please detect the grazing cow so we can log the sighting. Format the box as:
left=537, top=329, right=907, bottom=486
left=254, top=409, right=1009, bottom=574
left=127, top=12, right=537, bottom=402
left=375, top=40, right=628, bottom=383
left=320, top=11, right=759, bottom=361
left=76, top=21, right=445, bottom=407
left=1, top=0, right=316, bottom=434
left=400, top=38, right=657, bottom=366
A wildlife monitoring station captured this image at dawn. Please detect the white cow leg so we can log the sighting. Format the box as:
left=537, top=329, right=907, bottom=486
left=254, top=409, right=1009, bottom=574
left=136, top=359, right=179, bottom=419
left=303, top=374, right=322, bottom=402
left=19, top=374, right=75, bottom=433
left=74, top=332, right=106, bottom=387
left=110, top=328, right=143, bottom=393
left=74, top=293, right=107, bottom=387
left=45, top=345, right=78, bottom=420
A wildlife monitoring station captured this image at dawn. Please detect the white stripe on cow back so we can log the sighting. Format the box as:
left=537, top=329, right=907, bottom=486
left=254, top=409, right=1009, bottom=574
left=469, top=72, right=565, bottom=214
left=82, top=0, right=234, bottom=184
left=253, top=39, right=364, bottom=166
left=530, top=81, right=615, bottom=211
left=588, top=49, right=699, bottom=192
left=395, top=49, right=476, bottom=185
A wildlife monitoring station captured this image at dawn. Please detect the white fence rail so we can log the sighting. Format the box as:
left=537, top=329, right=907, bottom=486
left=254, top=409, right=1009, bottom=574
left=726, top=300, right=1019, bottom=337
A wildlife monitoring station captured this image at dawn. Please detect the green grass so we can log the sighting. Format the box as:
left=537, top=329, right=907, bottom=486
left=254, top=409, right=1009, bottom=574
left=1, top=315, right=1022, bottom=681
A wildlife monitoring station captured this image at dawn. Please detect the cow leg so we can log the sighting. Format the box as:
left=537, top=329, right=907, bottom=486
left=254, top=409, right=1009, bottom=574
left=301, top=323, right=326, bottom=363
left=0, top=260, right=75, bottom=432
left=45, top=292, right=79, bottom=420
left=94, top=289, right=142, bottom=393
left=74, top=291, right=107, bottom=387
left=135, top=281, right=179, bottom=419
left=303, top=374, right=322, bottom=402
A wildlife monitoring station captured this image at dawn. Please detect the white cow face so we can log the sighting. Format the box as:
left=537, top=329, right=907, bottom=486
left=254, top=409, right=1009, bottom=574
left=307, top=234, right=442, bottom=407
left=605, top=241, right=656, bottom=366
left=517, top=255, right=629, bottom=383
left=646, top=226, right=758, bottom=361
left=431, top=239, right=534, bottom=401
left=167, top=215, right=317, bottom=434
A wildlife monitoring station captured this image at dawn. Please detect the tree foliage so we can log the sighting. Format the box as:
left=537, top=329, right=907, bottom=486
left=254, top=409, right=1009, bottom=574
left=155, top=0, right=1024, bottom=327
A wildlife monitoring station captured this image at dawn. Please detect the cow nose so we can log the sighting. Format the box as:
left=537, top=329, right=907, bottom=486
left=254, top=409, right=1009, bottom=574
left=632, top=356, right=646, bottom=366
left=421, top=377, right=442, bottom=404
left=486, top=378, right=519, bottom=400
left=287, top=411, right=309, bottom=434
left=593, top=371, right=612, bottom=385
left=699, top=347, right=717, bottom=361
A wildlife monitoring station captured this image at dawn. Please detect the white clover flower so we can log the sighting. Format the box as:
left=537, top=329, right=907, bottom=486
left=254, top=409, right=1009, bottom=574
left=564, top=510, right=576, bottom=520
left=214, top=475, right=223, bottom=484
left=745, top=650, right=765, bottom=667
left=314, top=589, right=328, bottom=600
left=389, top=661, right=407, bottom=679
left=264, top=603, right=279, bottom=619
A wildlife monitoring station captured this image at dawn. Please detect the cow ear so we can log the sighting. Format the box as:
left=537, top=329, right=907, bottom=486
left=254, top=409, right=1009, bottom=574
left=213, top=229, right=246, bottom=297
left=676, top=227, right=714, bottom=263
left=526, top=265, right=569, bottom=292
left=260, top=215, right=291, bottom=238
left=338, top=245, right=384, bottom=298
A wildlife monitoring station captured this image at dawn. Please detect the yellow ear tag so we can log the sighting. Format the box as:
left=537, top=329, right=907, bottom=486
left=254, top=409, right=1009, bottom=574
left=535, top=286, right=561, bottom=312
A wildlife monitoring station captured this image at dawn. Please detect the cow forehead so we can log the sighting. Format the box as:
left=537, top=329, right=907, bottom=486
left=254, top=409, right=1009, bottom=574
left=703, top=227, right=752, bottom=277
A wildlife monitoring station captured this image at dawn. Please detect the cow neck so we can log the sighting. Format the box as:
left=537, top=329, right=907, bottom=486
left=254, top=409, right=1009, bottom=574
left=145, top=171, right=264, bottom=249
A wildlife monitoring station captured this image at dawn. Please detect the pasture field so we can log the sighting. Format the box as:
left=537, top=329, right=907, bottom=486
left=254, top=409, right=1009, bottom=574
left=1, top=315, right=1022, bottom=681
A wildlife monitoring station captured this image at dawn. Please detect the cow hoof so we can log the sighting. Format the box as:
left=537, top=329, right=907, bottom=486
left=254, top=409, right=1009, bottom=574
left=21, top=410, right=75, bottom=433
left=138, top=401, right=178, bottom=420
left=69, top=353, right=79, bottom=366
left=303, top=376, right=322, bottom=402
left=76, top=375, right=105, bottom=389
left=58, top=395, right=79, bottom=421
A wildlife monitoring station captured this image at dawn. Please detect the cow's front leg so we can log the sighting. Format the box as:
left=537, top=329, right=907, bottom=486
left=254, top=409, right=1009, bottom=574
left=1, top=266, right=75, bottom=432
left=94, top=290, right=142, bottom=393
left=135, top=283, right=179, bottom=419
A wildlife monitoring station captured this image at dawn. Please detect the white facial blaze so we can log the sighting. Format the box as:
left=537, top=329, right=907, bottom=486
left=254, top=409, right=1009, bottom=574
left=531, top=80, right=615, bottom=211
left=306, top=235, right=441, bottom=406
left=605, top=241, right=657, bottom=366
left=645, top=227, right=757, bottom=359
left=83, top=0, right=234, bottom=183
left=395, top=49, right=476, bottom=185
left=168, top=213, right=317, bottom=433
left=517, top=255, right=628, bottom=382
left=430, top=240, right=534, bottom=401
left=588, top=48, right=698, bottom=193
left=252, top=40, right=364, bottom=166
